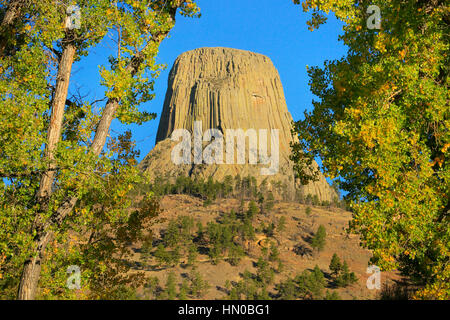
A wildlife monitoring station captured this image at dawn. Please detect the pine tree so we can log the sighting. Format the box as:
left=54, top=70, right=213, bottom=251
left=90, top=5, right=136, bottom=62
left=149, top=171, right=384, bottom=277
left=277, top=216, right=287, bottom=233
left=269, top=242, right=280, bottom=262
left=257, top=192, right=265, bottom=215
left=296, top=265, right=325, bottom=300
left=165, top=272, right=177, bottom=300
left=164, top=220, right=180, bottom=248
left=276, top=278, right=297, bottom=300
left=247, top=200, right=259, bottom=220
left=140, top=236, right=153, bottom=268
left=310, top=225, right=326, bottom=252
left=265, top=191, right=275, bottom=212
left=238, top=199, right=245, bottom=214
left=325, top=290, right=341, bottom=300
left=312, top=195, right=320, bottom=206
left=335, top=260, right=358, bottom=288
left=154, top=244, right=170, bottom=267
left=196, top=221, right=204, bottom=240
left=256, top=257, right=275, bottom=285
left=228, top=243, right=245, bottom=266
left=329, top=253, right=342, bottom=278
left=145, top=277, right=160, bottom=299
left=187, top=244, right=198, bottom=267
left=180, top=216, right=194, bottom=243
left=305, top=207, right=312, bottom=217
left=223, top=175, right=234, bottom=197
left=305, top=194, right=313, bottom=205
left=178, top=279, right=189, bottom=300
left=189, top=268, right=210, bottom=298
left=264, top=222, right=275, bottom=237
left=312, top=265, right=326, bottom=289
left=170, top=247, right=181, bottom=266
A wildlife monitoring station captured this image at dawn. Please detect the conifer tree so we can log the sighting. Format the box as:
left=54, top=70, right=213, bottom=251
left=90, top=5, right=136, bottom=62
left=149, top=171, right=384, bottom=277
left=165, top=271, right=177, bottom=300
left=329, top=253, right=342, bottom=278
left=310, top=225, right=326, bottom=252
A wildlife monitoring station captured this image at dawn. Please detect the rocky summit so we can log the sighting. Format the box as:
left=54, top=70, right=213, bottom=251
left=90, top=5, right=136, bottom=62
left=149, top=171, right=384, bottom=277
left=139, top=47, right=336, bottom=202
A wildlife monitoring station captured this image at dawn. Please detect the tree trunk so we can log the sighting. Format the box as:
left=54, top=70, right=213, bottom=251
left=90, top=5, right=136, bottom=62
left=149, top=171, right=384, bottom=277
left=0, top=0, right=25, bottom=56
left=0, top=0, right=24, bottom=28
left=17, top=232, right=53, bottom=300
left=36, top=42, right=76, bottom=208
left=17, top=42, right=75, bottom=300
left=16, top=10, right=177, bottom=299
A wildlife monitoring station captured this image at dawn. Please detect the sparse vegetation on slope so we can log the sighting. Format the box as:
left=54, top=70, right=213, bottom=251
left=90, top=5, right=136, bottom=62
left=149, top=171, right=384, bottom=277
left=132, top=194, right=403, bottom=300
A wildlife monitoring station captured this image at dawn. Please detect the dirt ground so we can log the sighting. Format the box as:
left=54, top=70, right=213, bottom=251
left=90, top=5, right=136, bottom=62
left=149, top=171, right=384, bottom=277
left=128, top=194, right=403, bottom=300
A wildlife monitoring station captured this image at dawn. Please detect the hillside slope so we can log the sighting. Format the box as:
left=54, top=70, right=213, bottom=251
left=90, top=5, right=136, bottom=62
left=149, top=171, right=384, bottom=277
left=126, top=195, right=401, bottom=300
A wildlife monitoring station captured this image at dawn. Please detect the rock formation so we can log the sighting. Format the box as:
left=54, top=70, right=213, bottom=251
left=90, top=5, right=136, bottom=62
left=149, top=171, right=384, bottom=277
left=139, top=47, right=336, bottom=202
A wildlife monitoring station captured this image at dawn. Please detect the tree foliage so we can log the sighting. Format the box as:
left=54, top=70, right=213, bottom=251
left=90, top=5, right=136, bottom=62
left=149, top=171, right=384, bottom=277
left=0, top=0, right=200, bottom=299
left=310, top=225, right=326, bottom=252
left=276, top=265, right=326, bottom=300
left=292, top=0, right=449, bottom=299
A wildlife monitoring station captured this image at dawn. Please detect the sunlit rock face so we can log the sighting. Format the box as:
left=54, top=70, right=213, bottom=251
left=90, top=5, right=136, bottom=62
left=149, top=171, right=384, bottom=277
left=140, top=47, right=336, bottom=202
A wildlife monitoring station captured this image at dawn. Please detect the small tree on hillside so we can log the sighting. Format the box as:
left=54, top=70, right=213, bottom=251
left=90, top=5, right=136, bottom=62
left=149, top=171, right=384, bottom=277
left=189, top=268, right=210, bottom=298
left=238, top=199, right=245, bottom=214
left=277, top=216, right=287, bottom=233
left=140, top=236, right=153, bottom=268
left=335, top=261, right=358, bottom=288
left=256, top=257, right=275, bottom=285
left=329, top=253, right=342, bottom=278
left=178, top=279, right=189, bottom=300
left=269, top=242, right=280, bottom=262
left=306, top=207, right=312, bottom=216
left=187, top=244, right=198, bottom=267
left=247, top=200, right=259, bottom=220
left=165, top=272, right=177, bottom=300
left=164, top=220, right=181, bottom=248
left=154, top=244, right=170, bottom=267
left=310, top=225, right=326, bottom=252
left=325, top=290, right=341, bottom=300
left=257, top=192, right=265, bottom=215
left=228, top=243, right=245, bottom=266
left=223, top=175, right=234, bottom=197
left=276, top=278, right=297, bottom=300
left=295, top=265, right=326, bottom=300
left=312, top=195, right=320, bottom=206
left=265, top=191, right=275, bottom=212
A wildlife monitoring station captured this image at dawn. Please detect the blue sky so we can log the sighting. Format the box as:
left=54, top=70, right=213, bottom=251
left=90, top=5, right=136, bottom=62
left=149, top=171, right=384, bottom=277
left=70, top=0, right=347, bottom=162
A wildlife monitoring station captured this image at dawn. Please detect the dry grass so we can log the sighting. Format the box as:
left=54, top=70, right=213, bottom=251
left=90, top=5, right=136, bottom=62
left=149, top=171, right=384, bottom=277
left=126, top=194, right=403, bottom=300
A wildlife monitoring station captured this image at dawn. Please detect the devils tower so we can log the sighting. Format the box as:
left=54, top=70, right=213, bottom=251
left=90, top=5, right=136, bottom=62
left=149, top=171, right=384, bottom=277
left=139, top=47, right=336, bottom=202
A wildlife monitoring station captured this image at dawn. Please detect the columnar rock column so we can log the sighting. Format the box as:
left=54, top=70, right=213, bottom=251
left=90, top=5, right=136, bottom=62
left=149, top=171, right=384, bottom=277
left=140, top=47, right=336, bottom=202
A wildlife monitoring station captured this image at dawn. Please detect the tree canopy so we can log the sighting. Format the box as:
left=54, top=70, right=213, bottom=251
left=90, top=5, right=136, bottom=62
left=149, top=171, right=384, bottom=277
left=292, top=0, right=449, bottom=299
left=0, top=0, right=200, bottom=299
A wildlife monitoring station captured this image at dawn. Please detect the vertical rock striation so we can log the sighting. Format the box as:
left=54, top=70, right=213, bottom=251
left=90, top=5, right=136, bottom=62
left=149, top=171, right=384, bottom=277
left=140, top=47, right=336, bottom=202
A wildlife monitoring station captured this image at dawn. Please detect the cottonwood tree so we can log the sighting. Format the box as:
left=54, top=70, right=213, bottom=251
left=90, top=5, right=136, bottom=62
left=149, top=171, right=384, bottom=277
left=0, top=0, right=199, bottom=300
left=292, top=0, right=448, bottom=299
